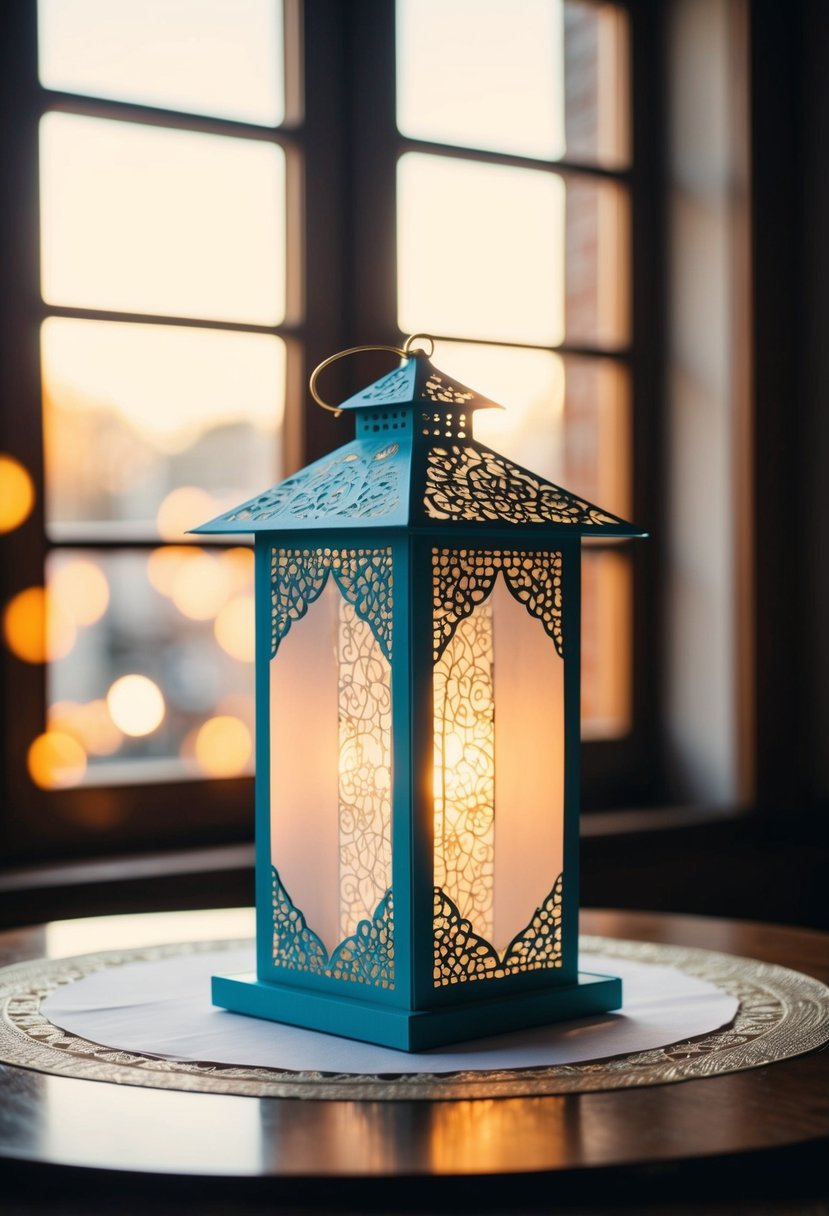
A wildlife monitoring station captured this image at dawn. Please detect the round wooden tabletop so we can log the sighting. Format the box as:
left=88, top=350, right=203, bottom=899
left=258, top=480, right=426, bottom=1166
left=1, top=907, right=827, bottom=1212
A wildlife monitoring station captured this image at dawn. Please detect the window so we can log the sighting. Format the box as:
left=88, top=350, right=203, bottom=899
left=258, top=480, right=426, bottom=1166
left=0, top=1, right=660, bottom=865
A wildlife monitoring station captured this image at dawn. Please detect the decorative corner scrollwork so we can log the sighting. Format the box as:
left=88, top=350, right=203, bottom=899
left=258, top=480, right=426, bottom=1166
left=272, top=868, right=394, bottom=990
left=433, top=877, right=564, bottom=987
left=271, top=546, right=393, bottom=660
left=432, top=548, right=563, bottom=661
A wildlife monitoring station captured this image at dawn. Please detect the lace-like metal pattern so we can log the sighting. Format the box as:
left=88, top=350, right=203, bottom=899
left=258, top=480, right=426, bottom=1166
left=432, top=548, right=563, bottom=661
left=338, top=602, right=392, bottom=938
left=424, top=373, right=475, bottom=405
left=424, top=443, right=618, bottom=527
left=328, top=891, right=395, bottom=988
left=434, top=605, right=495, bottom=937
left=223, top=445, right=400, bottom=525
left=270, top=546, right=393, bottom=660
left=272, top=868, right=394, bottom=990
left=433, top=878, right=564, bottom=986
left=272, top=868, right=328, bottom=975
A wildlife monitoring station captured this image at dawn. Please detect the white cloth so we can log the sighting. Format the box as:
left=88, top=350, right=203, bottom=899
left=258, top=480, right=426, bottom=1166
left=42, top=946, right=738, bottom=1075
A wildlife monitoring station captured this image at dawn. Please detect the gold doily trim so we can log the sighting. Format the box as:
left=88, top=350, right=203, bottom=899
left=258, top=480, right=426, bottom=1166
left=1, top=936, right=827, bottom=1101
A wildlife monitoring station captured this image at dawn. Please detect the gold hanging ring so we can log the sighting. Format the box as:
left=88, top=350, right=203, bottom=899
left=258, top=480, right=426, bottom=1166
left=309, top=344, right=408, bottom=416
left=403, top=332, right=436, bottom=357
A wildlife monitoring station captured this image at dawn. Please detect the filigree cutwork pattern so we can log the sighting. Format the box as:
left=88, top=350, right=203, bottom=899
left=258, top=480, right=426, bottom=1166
left=270, top=547, right=393, bottom=659
left=432, top=548, right=563, bottom=661
left=424, top=374, right=475, bottom=405
left=434, top=605, right=495, bottom=937
left=328, top=891, right=395, bottom=988
left=273, top=868, right=394, bottom=990
left=272, top=868, right=328, bottom=975
left=338, top=602, right=392, bottom=938
left=222, top=443, right=400, bottom=526
left=424, top=443, right=619, bottom=527
left=434, top=879, right=564, bottom=987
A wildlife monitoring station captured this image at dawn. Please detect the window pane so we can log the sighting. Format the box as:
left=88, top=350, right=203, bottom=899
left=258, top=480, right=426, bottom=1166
left=396, top=0, right=629, bottom=168
left=581, top=551, right=631, bottom=739
left=430, top=341, right=630, bottom=520
left=397, top=0, right=564, bottom=160
left=40, top=113, right=285, bottom=325
left=41, top=319, right=285, bottom=540
left=38, top=0, right=284, bottom=127
left=43, top=549, right=255, bottom=787
left=398, top=154, right=628, bottom=349
left=398, top=153, right=565, bottom=345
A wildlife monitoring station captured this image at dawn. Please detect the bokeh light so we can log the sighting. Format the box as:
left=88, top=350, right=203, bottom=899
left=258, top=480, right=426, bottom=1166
left=147, top=545, right=201, bottom=596
left=194, top=715, right=252, bottom=777
left=50, top=698, right=123, bottom=756
left=106, top=674, right=165, bottom=737
left=3, top=586, right=77, bottom=663
left=28, top=730, right=87, bottom=788
left=214, top=595, right=256, bottom=662
left=156, top=485, right=217, bottom=540
left=0, top=455, right=35, bottom=532
left=171, top=550, right=232, bottom=620
left=51, top=557, right=110, bottom=626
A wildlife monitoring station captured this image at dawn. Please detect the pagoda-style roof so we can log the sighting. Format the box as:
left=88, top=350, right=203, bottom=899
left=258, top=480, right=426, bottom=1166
left=193, top=353, right=644, bottom=538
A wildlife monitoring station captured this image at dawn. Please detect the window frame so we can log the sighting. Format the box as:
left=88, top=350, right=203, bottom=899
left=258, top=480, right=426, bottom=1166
left=0, top=0, right=666, bottom=870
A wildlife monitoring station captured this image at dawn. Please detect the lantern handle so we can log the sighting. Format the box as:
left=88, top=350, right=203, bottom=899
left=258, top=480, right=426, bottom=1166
left=309, top=335, right=436, bottom=416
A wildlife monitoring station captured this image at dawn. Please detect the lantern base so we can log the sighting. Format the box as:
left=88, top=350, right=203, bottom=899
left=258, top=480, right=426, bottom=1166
left=212, top=971, right=622, bottom=1052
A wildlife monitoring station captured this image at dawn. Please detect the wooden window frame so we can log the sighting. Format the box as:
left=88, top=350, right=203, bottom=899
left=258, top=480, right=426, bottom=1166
left=0, top=0, right=666, bottom=871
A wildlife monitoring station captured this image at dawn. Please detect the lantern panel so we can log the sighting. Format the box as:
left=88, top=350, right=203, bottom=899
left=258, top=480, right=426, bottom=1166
left=268, top=546, right=395, bottom=989
left=431, top=549, right=565, bottom=987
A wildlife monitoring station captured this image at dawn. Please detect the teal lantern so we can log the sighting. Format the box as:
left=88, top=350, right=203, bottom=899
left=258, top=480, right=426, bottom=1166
left=194, top=336, right=645, bottom=1051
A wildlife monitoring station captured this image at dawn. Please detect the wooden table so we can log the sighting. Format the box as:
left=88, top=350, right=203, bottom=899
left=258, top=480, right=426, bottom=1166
left=0, top=908, right=827, bottom=1214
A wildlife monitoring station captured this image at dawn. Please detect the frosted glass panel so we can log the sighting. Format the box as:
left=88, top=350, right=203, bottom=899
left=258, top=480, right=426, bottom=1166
left=42, top=319, right=284, bottom=539
left=270, top=578, right=393, bottom=953
left=398, top=153, right=565, bottom=346
left=40, top=113, right=285, bottom=324
left=433, top=555, right=564, bottom=967
left=38, top=0, right=284, bottom=126
left=397, top=0, right=564, bottom=160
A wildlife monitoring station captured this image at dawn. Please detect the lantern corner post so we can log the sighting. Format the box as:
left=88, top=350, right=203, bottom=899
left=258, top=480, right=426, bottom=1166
left=407, top=532, right=440, bottom=1011
left=561, top=536, right=583, bottom=980
left=252, top=534, right=276, bottom=982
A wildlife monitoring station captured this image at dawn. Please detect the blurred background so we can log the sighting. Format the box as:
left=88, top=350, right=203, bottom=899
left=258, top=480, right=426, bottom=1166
left=0, top=0, right=826, bottom=928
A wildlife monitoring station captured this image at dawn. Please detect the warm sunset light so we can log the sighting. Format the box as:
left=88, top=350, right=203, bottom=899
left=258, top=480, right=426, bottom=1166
left=0, top=455, right=35, bottom=532
left=106, top=674, right=165, bottom=737
left=194, top=715, right=252, bottom=777
left=39, top=112, right=285, bottom=326
left=27, top=729, right=87, bottom=789
left=3, top=586, right=76, bottom=664
left=50, top=557, right=110, bottom=626
left=156, top=486, right=217, bottom=541
left=397, top=153, right=566, bottom=346
left=214, top=596, right=256, bottom=662
left=170, top=550, right=232, bottom=621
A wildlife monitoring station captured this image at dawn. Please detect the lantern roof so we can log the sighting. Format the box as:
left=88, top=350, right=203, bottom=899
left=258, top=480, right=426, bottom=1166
left=192, top=352, right=645, bottom=539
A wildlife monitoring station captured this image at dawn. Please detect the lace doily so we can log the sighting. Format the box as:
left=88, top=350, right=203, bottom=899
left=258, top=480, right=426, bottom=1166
left=1, top=936, right=827, bottom=1101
